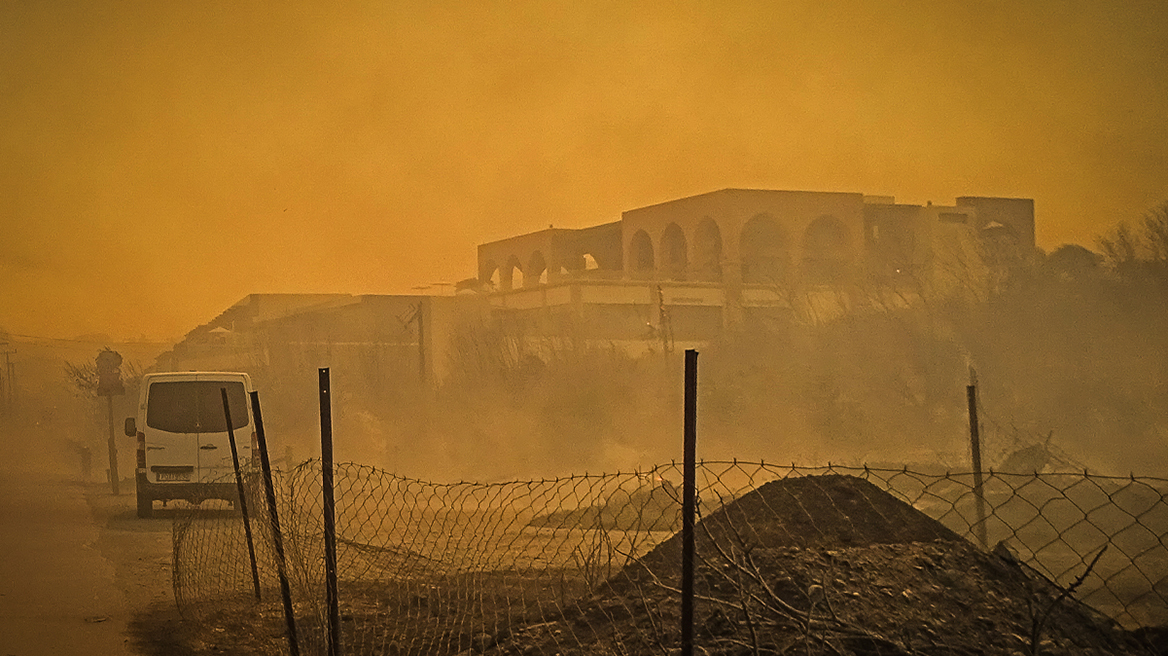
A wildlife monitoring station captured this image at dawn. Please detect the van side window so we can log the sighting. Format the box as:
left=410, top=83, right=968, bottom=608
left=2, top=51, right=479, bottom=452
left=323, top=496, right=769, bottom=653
left=146, top=381, right=249, bottom=433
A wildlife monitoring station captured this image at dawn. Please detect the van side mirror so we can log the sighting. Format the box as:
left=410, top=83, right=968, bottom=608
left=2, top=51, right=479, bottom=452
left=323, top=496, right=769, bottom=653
left=124, top=418, right=137, bottom=437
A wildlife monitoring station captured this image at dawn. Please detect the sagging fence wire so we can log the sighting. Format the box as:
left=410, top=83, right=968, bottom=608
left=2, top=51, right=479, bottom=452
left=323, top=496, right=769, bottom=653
left=173, top=461, right=1168, bottom=655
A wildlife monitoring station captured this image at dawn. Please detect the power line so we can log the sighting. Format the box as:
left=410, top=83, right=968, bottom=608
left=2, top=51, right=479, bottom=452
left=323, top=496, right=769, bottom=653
left=0, top=343, right=14, bottom=412
left=0, top=332, right=172, bottom=346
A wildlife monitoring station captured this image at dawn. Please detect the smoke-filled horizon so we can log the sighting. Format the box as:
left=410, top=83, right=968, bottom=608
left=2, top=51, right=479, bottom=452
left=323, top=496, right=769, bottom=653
left=3, top=0, right=1166, bottom=341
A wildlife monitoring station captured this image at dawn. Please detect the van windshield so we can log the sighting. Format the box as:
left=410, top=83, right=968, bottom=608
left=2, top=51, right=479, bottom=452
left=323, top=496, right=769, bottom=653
left=146, top=381, right=249, bottom=433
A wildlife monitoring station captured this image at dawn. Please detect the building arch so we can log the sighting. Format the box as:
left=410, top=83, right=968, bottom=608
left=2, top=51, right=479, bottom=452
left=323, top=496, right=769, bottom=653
left=480, top=259, right=499, bottom=290
left=692, top=217, right=723, bottom=282
left=527, top=250, right=548, bottom=286
left=630, top=230, right=655, bottom=278
left=740, top=213, right=790, bottom=285
left=802, top=215, right=850, bottom=283
left=661, top=223, right=688, bottom=280
left=504, top=255, right=524, bottom=291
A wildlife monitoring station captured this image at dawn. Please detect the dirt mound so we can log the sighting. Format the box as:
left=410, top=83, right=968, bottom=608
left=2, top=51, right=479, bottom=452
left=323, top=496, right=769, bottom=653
left=699, top=474, right=960, bottom=549
left=492, top=540, right=1151, bottom=655
left=483, top=475, right=1155, bottom=655
left=618, top=474, right=959, bottom=579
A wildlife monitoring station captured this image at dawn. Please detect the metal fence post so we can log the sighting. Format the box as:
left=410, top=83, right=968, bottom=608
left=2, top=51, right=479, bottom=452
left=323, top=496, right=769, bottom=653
left=967, top=377, right=989, bottom=549
left=251, top=391, right=300, bottom=656
left=319, top=368, right=342, bottom=656
left=682, top=349, right=698, bottom=656
left=221, top=388, right=261, bottom=601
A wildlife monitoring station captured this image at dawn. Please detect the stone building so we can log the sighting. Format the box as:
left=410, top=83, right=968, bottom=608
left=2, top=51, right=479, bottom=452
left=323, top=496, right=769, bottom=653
left=156, top=188, right=1035, bottom=380
left=477, top=189, right=1034, bottom=352
left=155, top=292, right=482, bottom=387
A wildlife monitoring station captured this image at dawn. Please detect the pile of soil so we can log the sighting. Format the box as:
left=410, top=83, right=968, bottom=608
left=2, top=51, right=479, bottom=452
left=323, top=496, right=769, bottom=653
left=483, top=475, right=1158, bottom=655
left=644, top=475, right=962, bottom=562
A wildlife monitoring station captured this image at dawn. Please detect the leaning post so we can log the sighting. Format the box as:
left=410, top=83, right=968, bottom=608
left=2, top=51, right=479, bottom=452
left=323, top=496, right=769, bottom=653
left=967, top=369, right=989, bottom=548
left=221, top=388, right=261, bottom=601
left=251, top=391, right=300, bottom=656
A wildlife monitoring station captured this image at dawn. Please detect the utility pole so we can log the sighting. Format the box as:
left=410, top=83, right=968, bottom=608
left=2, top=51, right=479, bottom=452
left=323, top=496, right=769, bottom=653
left=0, top=342, right=6, bottom=415
left=656, top=285, right=674, bottom=354
left=401, top=302, right=427, bottom=385
left=416, top=302, right=426, bottom=385
left=0, top=343, right=15, bottom=414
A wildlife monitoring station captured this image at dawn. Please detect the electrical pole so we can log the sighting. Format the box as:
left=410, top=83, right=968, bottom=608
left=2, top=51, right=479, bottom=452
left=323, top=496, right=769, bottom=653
left=416, top=302, right=426, bottom=385
left=0, top=343, right=15, bottom=414
left=0, top=342, right=6, bottom=415
left=656, top=286, right=674, bottom=354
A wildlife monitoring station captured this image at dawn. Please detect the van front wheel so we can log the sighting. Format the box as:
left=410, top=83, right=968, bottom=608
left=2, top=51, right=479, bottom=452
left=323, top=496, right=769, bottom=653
left=137, top=492, right=153, bottom=518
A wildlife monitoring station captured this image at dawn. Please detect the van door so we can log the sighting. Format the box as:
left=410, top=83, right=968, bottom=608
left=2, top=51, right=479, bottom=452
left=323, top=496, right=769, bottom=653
left=192, top=375, right=251, bottom=482
left=143, top=379, right=204, bottom=484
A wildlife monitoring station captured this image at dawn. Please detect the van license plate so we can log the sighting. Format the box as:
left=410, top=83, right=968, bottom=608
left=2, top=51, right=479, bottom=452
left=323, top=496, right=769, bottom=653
left=158, top=472, right=191, bottom=482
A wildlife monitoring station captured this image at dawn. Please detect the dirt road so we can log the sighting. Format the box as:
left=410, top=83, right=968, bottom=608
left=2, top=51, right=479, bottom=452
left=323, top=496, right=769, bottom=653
left=0, top=462, right=179, bottom=655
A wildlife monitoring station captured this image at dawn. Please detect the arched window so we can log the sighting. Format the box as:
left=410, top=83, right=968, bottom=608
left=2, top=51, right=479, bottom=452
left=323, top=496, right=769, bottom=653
left=630, top=230, right=655, bottom=278
left=661, top=223, right=688, bottom=280
left=693, top=218, right=723, bottom=282
left=802, top=216, right=849, bottom=283
left=505, top=255, right=524, bottom=291
left=528, top=251, right=548, bottom=286
left=481, top=260, right=499, bottom=290
left=740, top=214, right=789, bottom=285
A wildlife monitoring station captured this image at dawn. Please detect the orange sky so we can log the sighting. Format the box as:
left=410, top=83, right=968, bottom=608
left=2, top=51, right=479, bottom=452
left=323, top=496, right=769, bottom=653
left=2, top=0, right=1166, bottom=341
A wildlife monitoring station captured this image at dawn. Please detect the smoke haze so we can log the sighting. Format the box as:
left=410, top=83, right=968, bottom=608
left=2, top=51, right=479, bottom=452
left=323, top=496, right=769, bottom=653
left=2, top=0, right=1167, bottom=340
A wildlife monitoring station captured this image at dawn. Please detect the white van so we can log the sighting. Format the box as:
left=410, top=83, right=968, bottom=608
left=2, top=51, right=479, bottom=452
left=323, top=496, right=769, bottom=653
left=124, top=372, right=255, bottom=518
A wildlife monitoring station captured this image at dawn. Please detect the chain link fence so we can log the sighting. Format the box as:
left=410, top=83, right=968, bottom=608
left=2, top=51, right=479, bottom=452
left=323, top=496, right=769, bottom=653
left=172, top=461, right=1168, bottom=655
